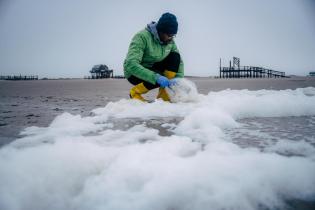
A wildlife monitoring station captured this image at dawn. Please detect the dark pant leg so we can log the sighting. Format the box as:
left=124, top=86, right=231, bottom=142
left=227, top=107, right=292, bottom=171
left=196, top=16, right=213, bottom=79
left=127, top=75, right=158, bottom=90
left=127, top=52, right=181, bottom=90
left=151, top=52, right=181, bottom=74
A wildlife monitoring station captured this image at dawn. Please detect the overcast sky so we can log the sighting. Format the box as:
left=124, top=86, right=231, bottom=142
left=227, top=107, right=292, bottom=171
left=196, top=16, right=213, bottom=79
left=0, top=0, right=314, bottom=78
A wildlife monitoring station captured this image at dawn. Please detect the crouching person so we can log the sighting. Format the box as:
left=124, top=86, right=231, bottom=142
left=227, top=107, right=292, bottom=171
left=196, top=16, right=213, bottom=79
left=124, top=12, right=184, bottom=102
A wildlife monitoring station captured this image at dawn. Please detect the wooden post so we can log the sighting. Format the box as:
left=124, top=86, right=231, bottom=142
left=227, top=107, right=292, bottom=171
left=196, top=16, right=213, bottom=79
left=220, top=58, right=222, bottom=78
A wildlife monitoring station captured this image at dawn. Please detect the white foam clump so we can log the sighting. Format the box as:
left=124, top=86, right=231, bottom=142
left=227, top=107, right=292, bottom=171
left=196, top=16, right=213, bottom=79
left=1, top=86, right=315, bottom=210
left=206, top=87, right=315, bottom=119
left=165, top=78, right=200, bottom=103
left=266, top=140, right=315, bottom=157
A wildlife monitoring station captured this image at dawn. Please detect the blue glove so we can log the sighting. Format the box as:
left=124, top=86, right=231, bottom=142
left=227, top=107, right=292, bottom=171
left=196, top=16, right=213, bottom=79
left=156, top=75, right=170, bottom=88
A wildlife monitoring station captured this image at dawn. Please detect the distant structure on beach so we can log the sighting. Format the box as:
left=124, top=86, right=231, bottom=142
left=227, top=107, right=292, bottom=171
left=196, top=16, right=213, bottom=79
left=0, top=75, right=38, bottom=80
left=89, top=64, right=113, bottom=79
left=219, top=57, right=286, bottom=78
left=309, top=72, right=315, bottom=77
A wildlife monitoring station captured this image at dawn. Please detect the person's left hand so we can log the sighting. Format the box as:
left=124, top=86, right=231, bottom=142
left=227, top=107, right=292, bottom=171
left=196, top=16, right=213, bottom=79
left=156, top=75, right=170, bottom=88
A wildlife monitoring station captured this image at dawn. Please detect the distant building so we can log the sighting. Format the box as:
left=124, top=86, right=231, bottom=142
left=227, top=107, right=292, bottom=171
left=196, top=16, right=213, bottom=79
left=89, top=64, right=113, bottom=79
left=309, top=72, right=315, bottom=77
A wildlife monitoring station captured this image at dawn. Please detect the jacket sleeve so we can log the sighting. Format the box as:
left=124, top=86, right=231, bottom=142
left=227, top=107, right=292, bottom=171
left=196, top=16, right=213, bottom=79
left=124, top=33, right=159, bottom=85
left=171, top=42, right=184, bottom=78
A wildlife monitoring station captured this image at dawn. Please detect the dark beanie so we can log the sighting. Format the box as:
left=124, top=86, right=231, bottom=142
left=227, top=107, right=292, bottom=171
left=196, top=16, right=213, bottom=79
left=156, top=13, right=178, bottom=35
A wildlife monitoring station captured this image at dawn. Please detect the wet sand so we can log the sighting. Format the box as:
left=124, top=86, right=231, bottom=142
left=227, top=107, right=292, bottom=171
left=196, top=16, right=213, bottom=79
left=1, top=76, right=315, bottom=146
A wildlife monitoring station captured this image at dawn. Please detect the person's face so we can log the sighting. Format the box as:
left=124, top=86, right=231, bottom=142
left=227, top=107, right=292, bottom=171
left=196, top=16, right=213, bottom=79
left=159, top=32, right=176, bottom=44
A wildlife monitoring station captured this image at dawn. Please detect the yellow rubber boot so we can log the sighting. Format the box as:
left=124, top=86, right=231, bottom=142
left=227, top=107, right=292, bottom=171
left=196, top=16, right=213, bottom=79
left=164, top=70, right=176, bottom=79
left=157, top=70, right=176, bottom=101
left=130, top=83, right=149, bottom=102
left=156, top=88, right=170, bottom=101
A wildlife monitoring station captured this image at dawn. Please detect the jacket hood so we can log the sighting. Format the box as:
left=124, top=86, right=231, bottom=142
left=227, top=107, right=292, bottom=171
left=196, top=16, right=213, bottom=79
left=146, top=22, right=163, bottom=45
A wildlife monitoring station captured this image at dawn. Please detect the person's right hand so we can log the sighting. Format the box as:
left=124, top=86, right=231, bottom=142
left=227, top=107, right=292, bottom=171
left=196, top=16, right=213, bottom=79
left=156, top=75, right=170, bottom=88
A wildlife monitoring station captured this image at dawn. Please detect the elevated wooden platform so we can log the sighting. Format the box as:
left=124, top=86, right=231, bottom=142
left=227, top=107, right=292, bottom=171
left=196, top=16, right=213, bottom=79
left=0, top=75, right=38, bottom=80
left=220, top=66, right=286, bottom=78
left=219, top=57, right=286, bottom=78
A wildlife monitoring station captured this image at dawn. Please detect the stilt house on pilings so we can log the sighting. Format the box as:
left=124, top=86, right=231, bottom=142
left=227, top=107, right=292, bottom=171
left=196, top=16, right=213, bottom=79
left=219, top=57, right=286, bottom=78
left=89, top=64, right=113, bottom=79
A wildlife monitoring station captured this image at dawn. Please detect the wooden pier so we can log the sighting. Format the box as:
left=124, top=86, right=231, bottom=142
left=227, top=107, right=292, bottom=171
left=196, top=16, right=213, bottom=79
left=220, top=57, right=286, bottom=78
left=0, top=75, right=38, bottom=80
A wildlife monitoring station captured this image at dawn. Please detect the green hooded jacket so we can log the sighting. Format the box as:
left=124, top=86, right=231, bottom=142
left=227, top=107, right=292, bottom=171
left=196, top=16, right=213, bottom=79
left=124, top=23, right=184, bottom=85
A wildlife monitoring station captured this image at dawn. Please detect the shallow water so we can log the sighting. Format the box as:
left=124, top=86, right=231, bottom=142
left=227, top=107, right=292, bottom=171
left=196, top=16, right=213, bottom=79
left=225, top=116, right=315, bottom=153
